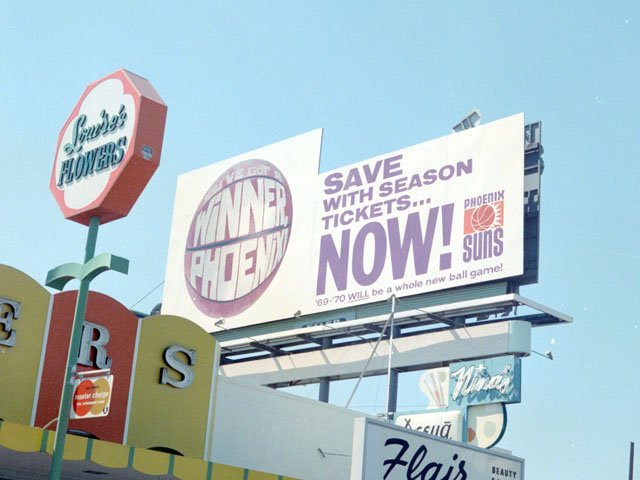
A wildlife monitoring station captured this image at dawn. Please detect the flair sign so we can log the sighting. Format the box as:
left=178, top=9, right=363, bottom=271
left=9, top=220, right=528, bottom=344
left=351, top=417, right=524, bottom=480
left=51, top=69, right=167, bottom=225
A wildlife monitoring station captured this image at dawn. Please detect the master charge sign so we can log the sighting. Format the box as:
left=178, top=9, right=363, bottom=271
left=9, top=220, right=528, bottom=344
left=71, top=374, right=113, bottom=419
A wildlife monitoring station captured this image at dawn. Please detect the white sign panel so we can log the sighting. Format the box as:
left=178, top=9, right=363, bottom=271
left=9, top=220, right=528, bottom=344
left=351, top=417, right=524, bottom=480
left=467, top=404, right=507, bottom=449
left=314, top=114, right=523, bottom=308
left=163, top=114, right=524, bottom=331
left=53, top=78, right=135, bottom=210
left=395, top=411, right=463, bottom=441
left=163, top=130, right=323, bottom=329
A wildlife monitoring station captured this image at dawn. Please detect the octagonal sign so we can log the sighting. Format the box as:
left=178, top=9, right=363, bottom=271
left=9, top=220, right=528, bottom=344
left=50, top=69, right=167, bottom=225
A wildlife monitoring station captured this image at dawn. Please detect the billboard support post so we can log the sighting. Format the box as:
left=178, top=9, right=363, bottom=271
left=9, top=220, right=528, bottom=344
left=318, top=377, right=330, bottom=403
left=318, top=337, right=332, bottom=403
left=45, top=217, right=128, bottom=480
left=385, top=295, right=396, bottom=420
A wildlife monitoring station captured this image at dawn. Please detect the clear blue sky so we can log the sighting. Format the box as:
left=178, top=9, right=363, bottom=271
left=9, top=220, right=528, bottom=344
left=2, top=2, right=639, bottom=478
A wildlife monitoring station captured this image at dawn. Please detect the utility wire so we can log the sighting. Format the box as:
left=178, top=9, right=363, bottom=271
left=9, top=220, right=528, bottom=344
left=130, top=280, right=164, bottom=310
left=344, top=296, right=394, bottom=409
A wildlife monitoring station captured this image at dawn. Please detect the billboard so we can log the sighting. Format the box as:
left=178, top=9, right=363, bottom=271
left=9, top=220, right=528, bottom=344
left=351, top=417, right=524, bottom=480
left=163, top=114, right=524, bottom=331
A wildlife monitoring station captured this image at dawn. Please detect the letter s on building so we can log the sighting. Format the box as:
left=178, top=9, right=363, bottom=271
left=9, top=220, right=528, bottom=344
left=160, top=345, right=196, bottom=389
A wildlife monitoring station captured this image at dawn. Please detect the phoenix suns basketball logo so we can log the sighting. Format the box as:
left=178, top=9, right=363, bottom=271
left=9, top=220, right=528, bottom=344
left=184, top=159, right=293, bottom=318
left=464, top=201, right=504, bottom=234
left=462, top=191, right=505, bottom=262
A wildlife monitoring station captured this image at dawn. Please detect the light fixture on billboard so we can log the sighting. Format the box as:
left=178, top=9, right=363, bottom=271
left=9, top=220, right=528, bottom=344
left=375, top=412, right=393, bottom=422
left=531, top=349, right=553, bottom=360
left=294, top=310, right=302, bottom=318
left=214, top=318, right=225, bottom=328
left=452, top=110, right=481, bottom=132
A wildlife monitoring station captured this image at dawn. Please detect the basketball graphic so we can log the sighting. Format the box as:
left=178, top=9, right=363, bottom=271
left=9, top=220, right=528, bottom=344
left=464, top=200, right=504, bottom=234
left=184, top=159, right=293, bottom=318
left=471, top=204, right=496, bottom=231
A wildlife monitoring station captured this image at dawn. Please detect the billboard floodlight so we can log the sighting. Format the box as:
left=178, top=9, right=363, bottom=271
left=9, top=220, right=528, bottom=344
left=452, top=110, right=482, bottom=132
left=531, top=349, right=553, bottom=360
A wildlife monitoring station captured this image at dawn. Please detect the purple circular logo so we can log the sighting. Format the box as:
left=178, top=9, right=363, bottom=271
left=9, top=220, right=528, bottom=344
left=184, top=159, right=293, bottom=318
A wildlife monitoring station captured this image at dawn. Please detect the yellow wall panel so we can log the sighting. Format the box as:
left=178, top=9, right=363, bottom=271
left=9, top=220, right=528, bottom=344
left=61, top=434, right=87, bottom=460
left=90, top=438, right=131, bottom=468
left=131, top=447, right=171, bottom=475
left=0, top=420, right=42, bottom=452
left=42, top=429, right=87, bottom=460
left=248, top=470, right=279, bottom=480
left=126, top=315, right=217, bottom=459
left=173, top=455, right=210, bottom=480
left=211, top=463, right=246, bottom=479
left=0, top=265, right=51, bottom=425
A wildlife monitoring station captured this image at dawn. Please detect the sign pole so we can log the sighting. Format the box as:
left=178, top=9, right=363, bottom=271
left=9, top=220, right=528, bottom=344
left=385, top=295, right=396, bottom=421
left=48, top=216, right=100, bottom=480
left=46, top=69, right=164, bottom=479
left=46, top=217, right=128, bottom=479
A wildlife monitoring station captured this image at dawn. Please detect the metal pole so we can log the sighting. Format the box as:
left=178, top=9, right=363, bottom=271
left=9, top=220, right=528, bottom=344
left=318, top=377, right=330, bottom=403
left=318, top=337, right=332, bottom=403
left=385, top=295, right=396, bottom=420
left=386, top=366, right=398, bottom=421
left=344, top=310, right=392, bottom=409
left=630, top=441, right=635, bottom=480
left=49, top=216, right=100, bottom=480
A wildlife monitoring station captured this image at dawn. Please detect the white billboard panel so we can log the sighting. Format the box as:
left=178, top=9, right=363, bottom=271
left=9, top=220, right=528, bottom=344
left=395, top=411, right=463, bottom=441
left=163, top=129, right=323, bottom=330
left=351, top=417, right=524, bottom=480
left=163, top=114, right=524, bottom=331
